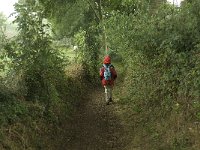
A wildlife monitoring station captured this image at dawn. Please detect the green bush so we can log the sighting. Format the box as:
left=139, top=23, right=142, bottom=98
left=105, top=1, right=200, bottom=148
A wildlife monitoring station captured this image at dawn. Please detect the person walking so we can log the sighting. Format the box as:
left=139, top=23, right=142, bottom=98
left=100, top=55, right=117, bottom=105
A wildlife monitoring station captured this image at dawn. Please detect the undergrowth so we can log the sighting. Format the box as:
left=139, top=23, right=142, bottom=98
left=0, top=64, right=88, bottom=149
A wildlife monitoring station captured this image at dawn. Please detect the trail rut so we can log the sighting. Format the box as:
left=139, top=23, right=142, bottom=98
left=58, top=87, right=132, bottom=150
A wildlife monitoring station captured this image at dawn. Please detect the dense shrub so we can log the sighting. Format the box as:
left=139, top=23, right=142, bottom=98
left=105, top=0, right=200, bottom=148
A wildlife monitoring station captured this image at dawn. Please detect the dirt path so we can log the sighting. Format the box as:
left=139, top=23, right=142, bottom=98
left=58, top=87, right=132, bottom=150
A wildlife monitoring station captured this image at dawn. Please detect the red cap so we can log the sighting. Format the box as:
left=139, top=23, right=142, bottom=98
left=103, top=56, right=111, bottom=64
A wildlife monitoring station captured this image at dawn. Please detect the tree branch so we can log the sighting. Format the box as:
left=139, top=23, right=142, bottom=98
left=86, top=0, right=100, bottom=22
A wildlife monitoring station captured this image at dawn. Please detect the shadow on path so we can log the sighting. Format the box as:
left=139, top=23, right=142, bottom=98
left=58, top=87, right=131, bottom=150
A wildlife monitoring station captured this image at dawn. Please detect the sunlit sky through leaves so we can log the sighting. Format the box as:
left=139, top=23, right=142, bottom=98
left=0, top=0, right=183, bottom=21
left=168, top=0, right=184, bottom=6
left=0, top=0, right=18, bottom=21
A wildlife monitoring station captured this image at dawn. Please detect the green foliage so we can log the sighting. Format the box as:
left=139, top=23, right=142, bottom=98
left=0, top=81, right=27, bottom=126
left=73, top=30, right=86, bottom=63
left=5, top=2, right=66, bottom=104
left=0, top=1, right=90, bottom=148
left=107, top=0, right=200, bottom=113
left=0, top=13, right=7, bottom=72
left=39, top=0, right=88, bottom=38
left=105, top=0, right=200, bottom=148
left=38, top=0, right=103, bottom=84
left=0, top=13, right=6, bottom=34
left=1, top=0, right=200, bottom=148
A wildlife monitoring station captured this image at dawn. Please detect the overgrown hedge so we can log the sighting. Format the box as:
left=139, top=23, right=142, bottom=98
left=106, top=1, right=200, bottom=149
left=0, top=1, right=88, bottom=149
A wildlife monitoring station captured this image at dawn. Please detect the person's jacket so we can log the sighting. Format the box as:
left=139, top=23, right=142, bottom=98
left=100, top=64, right=117, bottom=86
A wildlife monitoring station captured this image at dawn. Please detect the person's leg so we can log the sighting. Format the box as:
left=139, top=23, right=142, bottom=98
left=108, top=85, right=113, bottom=102
left=104, top=86, right=109, bottom=104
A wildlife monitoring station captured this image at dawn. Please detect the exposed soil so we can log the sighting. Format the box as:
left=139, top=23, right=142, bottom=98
left=56, top=87, right=133, bottom=150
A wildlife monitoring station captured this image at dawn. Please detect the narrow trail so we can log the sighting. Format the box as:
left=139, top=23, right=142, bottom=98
left=58, top=87, right=132, bottom=150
